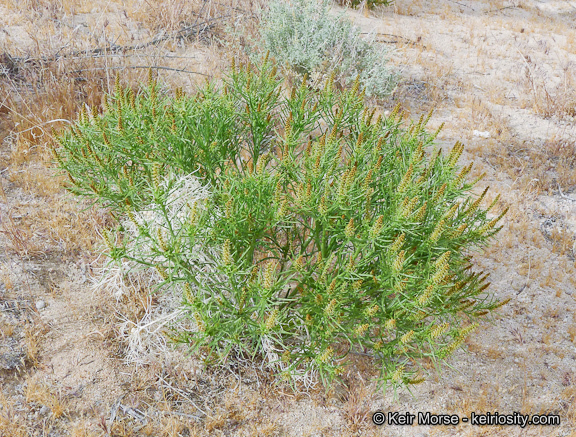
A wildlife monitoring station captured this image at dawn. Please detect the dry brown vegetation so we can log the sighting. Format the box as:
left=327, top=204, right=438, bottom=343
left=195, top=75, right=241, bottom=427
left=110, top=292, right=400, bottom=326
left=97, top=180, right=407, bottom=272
left=1, top=0, right=576, bottom=436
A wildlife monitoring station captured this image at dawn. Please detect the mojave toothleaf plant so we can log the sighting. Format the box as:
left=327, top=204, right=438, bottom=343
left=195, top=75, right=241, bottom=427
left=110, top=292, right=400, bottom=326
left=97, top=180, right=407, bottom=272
left=53, top=59, right=508, bottom=389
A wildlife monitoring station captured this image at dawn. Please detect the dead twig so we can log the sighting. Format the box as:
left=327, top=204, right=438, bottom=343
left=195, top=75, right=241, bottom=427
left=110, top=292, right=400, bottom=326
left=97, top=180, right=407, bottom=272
left=7, top=14, right=229, bottom=68
left=485, top=6, right=518, bottom=14
left=447, top=0, right=476, bottom=11
left=156, top=373, right=210, bottom=418
left=69, top=65, right=211, bottom=77
left=558, top=184, right=576, bottom=202
left=360, top=32, right=424, bottom=47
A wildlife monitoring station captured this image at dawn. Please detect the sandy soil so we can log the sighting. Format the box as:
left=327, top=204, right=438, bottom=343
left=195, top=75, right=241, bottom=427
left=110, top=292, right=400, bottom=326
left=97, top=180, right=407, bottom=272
left=1, top=0, right=576, bottom=436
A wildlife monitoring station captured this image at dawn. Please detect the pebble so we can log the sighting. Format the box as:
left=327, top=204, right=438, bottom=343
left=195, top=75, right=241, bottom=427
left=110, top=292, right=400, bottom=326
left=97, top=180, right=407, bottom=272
left=473, top=130, right=491, bottom=138
left=39, top=405, right=51, bottom=416
left=35, top=300, right=46, bottom=310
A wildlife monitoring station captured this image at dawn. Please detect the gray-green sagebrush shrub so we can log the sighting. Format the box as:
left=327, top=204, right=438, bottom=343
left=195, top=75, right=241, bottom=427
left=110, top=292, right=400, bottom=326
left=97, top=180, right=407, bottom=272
left=259, top=0, right=397, bottom=98
left=335, top=0, right=394, bottom=9
left=53, top=60, right=508, bottom=389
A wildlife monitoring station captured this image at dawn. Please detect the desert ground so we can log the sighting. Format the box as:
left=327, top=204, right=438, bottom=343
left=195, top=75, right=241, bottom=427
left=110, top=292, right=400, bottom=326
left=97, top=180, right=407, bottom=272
left=1, top=0, right=576, bottom=436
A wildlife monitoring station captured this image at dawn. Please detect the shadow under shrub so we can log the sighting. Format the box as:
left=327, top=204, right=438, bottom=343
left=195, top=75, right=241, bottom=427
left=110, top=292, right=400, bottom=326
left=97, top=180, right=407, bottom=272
left=53, top=60, right=508, bottom=390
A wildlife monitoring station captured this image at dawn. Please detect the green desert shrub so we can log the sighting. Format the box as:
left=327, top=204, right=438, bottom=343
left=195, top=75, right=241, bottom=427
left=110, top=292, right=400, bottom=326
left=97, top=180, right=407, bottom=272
left=335, top=0, right=394, bottom=9
left=53, top=60, right=508, bottom=389
left=258, top=0, right=397, bottom=98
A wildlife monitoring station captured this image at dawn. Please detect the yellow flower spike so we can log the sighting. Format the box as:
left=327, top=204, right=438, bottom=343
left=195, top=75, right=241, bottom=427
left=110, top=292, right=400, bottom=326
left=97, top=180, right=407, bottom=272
left=152, top=163, right=161, bottom=190
left=385, top=319, right=396, bottom=330
left=362, top=169, right=373, bottom=191
left=318, top=347, right=334, bottom=364
left=415, top=201, right=427, bottom=221
left=264, top=261, right=277, bottom=290
left=452, top=223, right=467, bottom=238
left=193, top=312, right=205, bottom=332
left=430, top=219, right=445, bottom=243
left=431, top=262, right=450, bottom=285
left=313, top=154, right=322, bottom=177
left=256, top=153, right=268, bottom=174
left=222, top=240, right=232, bottom=265
left=465, top=186, right=489, bottom=216
left=402, top=195, right=419, bottom=218
left=337, top=170, right=349, bottom=198
left=319, top=196, right=328, bottom=216
left=324, top=298, right=337, bottom=316
left=390, top=233, right=405, bottom=253
left=486, top=193, right=501, bottom=213
left=374, top=136, right=384, bottom=154
left=393, top=250, right=406, bottom=274
left=400, top=330, right=415, bottom=344
left=356, top=132, right=364, bottom=149
left=345, top=218, right=355, bottom=240
left=397, top=164, right=414, bottom=193
left=188, top=201, right=198, bottom=226
left=347, top=254, right=356, bottom=271
left=354, top=323, right=370, bottom=337
left=374, top=155, right=383, bottom=172
left=102, top=229, right=115, bottom=251
left=400, top=196, right=410, bottom=212
left=458, top=322, right=479, bottom=339
left=265, top=309, right=279, bottom=330
left=491, top=297, right=511, bottom=310
left=156, top=266, right=168, bottom=281
left=413, top=142, right=424, bottom=164
left=429, top=322, right=450, bottom=340
left=327, top=278, right=337, bottom=294
left=276, top=199, right=288, bottom=220
left=478, top=207, right=509, bottom=235
left=452, top=162, right=473, bottom=188
left=431, top=183, right=447, bottom=204
left=351, top=74, right=361, bottom=95
left=391, top=366, right=405, bottom=383
left=417, top=284, right=435, bottom=306
left=284, top=111, right=293, bottom=140
left=439, top=338, right=464, bottom=358
left=447, top=141, right=463, bottom=166
left=184, top=283, right=194, bottom=304
left=294, top=255, right=305, bottom=272
left=365, top=304, right=379, bottom=317
left=281, top=350, right=291, bottom=363
left=458, top=300, right=475, bottom=311
left=394, top=278, right=407, bottom=292
left=353, top=279, right=363, bottom=290
left=412, top=310, right=428, bottom=321
left=346, top=163, right=358, bottom=188
left=370, top=215, right=384, bottom=240
left=225, top=198, right=233, bottom=218
left=443, top=203, right=460, bottom=221
left=306, top=182, right=312, bottom=200
left=434, top=251, right=452, bottom=270
left=408, top=374, right=426, bottom=385
left=157, top=228, right=168, bottom=251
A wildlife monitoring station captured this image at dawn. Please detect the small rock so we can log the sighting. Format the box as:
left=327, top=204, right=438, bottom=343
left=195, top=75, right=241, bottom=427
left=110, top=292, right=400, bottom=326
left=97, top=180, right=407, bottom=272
left=473, top=130, right=491, bottom=138
left=35, top=300, right=46, bottom=310
left=39, top=405, right=51, bottom=416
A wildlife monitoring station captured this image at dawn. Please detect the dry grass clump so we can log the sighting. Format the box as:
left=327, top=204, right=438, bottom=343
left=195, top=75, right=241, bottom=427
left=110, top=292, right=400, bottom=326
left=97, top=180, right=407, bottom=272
left=520, top=55, right=576, bottom=119
left=484, top=137, right=576, bottom=196
left=0, top=391, right=28, bottom=437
